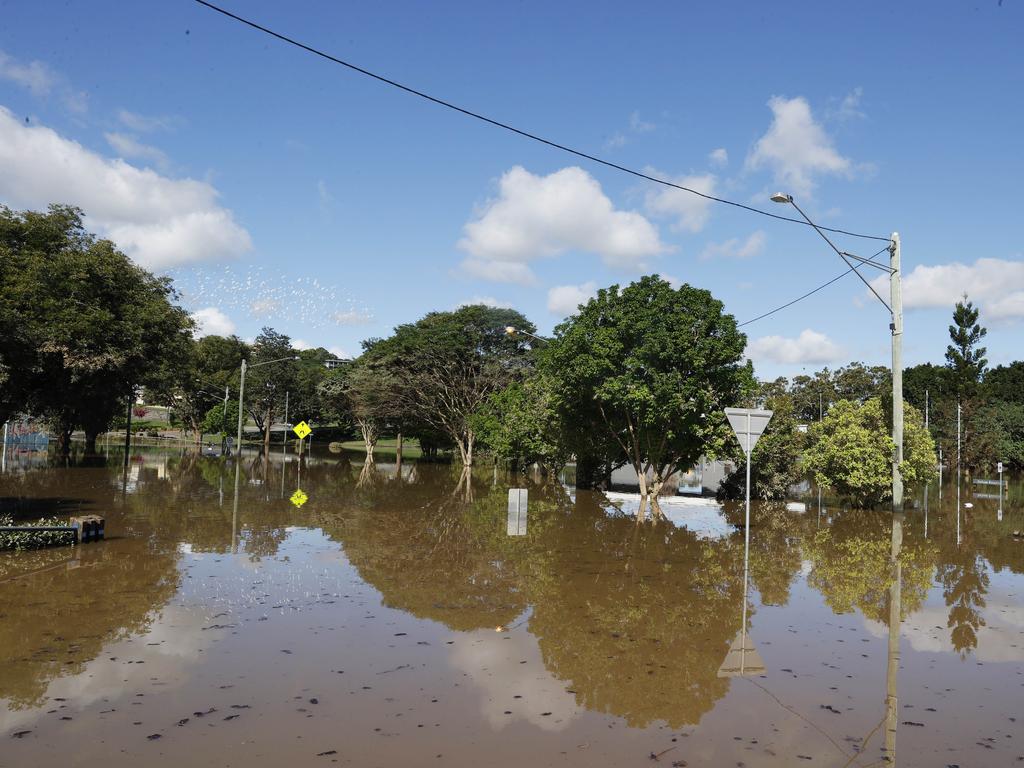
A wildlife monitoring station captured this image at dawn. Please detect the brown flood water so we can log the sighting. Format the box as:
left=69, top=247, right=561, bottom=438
left=1, top=447, right=1022, bottom=767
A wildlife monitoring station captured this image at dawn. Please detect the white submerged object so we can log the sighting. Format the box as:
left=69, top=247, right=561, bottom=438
left=785, top=501, right=807, bottom=513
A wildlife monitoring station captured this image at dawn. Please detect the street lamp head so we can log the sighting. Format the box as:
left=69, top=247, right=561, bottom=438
left=504, top=326, right=518, bottom=336
left=770, top=192, right=793, bottom=204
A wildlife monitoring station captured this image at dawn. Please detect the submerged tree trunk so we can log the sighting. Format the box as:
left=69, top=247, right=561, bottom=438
left=358, top=418, right=378, bottom=459
left=263, top=407, right=273, bottom=452
left=395, top=431, right=403, bottom=469
left=84, top=429, right=100, bottom=455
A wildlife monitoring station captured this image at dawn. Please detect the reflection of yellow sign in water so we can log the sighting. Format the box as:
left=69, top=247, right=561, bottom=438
left=290, top=489, right=308, bottom=508
left=293, top=421, right=311, bottom=439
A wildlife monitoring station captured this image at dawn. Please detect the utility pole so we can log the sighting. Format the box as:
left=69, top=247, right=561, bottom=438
left=283, top=391, right=289, bottom=447
left=924, top=388, right=929, bottom=431
left=123, top=393, right=133, bottom=469
left=236, top=359, right=247, bottom=458
left=890, top=232, right=904, bottom=510
left=221, top=384, right=229, bottom=454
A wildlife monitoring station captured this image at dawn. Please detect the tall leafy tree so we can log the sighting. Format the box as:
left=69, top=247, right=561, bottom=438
left=802, top=398, right=935, bottom=506
left=0, top=205, right=193, bottom=453
left=370, top=305, right=536, bottom=466
left=945, top=295, right=987, bottom=397
left=245, top=328, right=297, bottom=450
left=545, top=275, right=752, bottom=514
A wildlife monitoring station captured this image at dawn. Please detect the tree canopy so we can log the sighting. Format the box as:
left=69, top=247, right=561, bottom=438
left=544, top=275, right=752, bottom=510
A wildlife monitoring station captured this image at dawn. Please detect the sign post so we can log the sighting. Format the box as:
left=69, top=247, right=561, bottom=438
left=720, top=407, right=772, bottom=678
left=293, top=421, right=311, bottom=459
left=998, top=461, right=1004, bottom=521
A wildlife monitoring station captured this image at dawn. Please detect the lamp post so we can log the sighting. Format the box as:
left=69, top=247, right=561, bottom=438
left=235, top=356, right=300, bottom=457
left=504, top=326, right=548, bottom=344
left=771, top=193, right=904, bottom=509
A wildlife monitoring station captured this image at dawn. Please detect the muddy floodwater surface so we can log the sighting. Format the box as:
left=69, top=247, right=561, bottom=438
left=1, top=447, right=1022, bottom=767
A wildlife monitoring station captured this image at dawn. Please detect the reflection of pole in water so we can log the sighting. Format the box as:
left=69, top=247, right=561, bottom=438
left=232, top=458, right=240, bottom=554
left=884, top=512, right=904, bottom=763
left=923, top=482, right=929, bottom=539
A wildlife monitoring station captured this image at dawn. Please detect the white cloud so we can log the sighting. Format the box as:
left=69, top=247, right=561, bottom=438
left=316, top=179, right=335, bottom=211
left=643, top=169, right=716, bottom=233
left=458, top=296, right=513, bottom=309
left=0, top=49, right=87, bottom=113
left=190, top=307, right=235, bottom=337
left=331, top=308, right=372, bottom=325
left=547, top=281, right=597, bottom=316
left=0, top=107, right=251, bottom=269
left=603, top=132, right=627, bottom=150
left=708, top=147, right=728, bottom=167
left=629, top=110, right=655, bottom=133
left=104, top=131, right=170, bottom=170
left=870, top=257, right=1024, bottom=321
left=0, top=50, right=56, bottom=95
left=117, top=109, right=182, bottom=133
left=458, top=166, right=668, bottom=282
left=747, top=329, right=844, bottom=365
left=328, top=345, right=351, bottom=360
left=746, top=96, right=853, bottom=197
left=831, top=87, right=865, bottom=122
left=460, top=258, right=537, bottom=285
left=292, top=338, right=313, bottom=350
left=700, top=230, right=766, bottom=261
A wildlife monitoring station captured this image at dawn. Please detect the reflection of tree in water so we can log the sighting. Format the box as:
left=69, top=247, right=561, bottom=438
left=725, top=500, right=804, bottom=607
left=803, top=510, right=937, bottom=625
left=936, top=513, right=989, bottom=656
left=322, top=466, right=531, bottom=631
left=526, top=492, right=745, bottom=729
left=0, top=540, right=178, bottom=709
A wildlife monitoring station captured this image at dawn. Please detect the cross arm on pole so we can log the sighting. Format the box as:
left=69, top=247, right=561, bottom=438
left=786, top=198, right=893, bottom=315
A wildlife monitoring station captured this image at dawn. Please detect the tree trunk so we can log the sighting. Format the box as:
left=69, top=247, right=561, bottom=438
left=84, top=429, right=99, bottom=455
left=465, top=430, right=474, bottom=467
left=191, top=415, right=203, bottom=445
left=395, top=431, right=403, bottom=475
left=636, top=465, right=648, bottom=498
left=358, top=419, right=378, bottom=459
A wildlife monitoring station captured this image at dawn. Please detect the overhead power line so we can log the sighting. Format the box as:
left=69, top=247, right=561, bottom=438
left=192, top=0, right=890, bottom=243
left=737, top=246, right=890, bottom=327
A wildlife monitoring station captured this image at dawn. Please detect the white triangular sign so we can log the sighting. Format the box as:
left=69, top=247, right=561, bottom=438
left=724, top=408, right=773, bottom=454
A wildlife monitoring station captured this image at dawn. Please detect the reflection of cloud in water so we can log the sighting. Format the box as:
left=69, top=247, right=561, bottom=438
left=865, top=596, right=1024, bottom=663
left=448, top=618, right=581, bottom=732
left=603, top=492, right=734, bottom=539
left=0, top=602, right=222, bottom=734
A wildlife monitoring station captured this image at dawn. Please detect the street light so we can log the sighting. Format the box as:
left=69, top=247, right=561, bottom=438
left=504, top=326, right=548, bottom=344
left=771, top=192, right=904, bottom=508
left=235, top=356, right=300, bottom=455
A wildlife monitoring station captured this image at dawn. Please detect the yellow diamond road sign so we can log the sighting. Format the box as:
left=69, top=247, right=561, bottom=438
left=290, top=489, right=308, bottom=508
left=293, top=421, right=311, bottom=439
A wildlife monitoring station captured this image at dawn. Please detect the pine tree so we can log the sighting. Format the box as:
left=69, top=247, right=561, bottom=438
left=944, top=295, right=987, bottom=397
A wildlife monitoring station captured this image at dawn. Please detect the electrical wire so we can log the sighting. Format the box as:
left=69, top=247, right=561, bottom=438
left=738, top=246, right=890, bottom=327
left=192, top=0, right=890, bottom=243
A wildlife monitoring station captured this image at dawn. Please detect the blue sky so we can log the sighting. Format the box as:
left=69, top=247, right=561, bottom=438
left=1, top=0, right=1021, bottom=378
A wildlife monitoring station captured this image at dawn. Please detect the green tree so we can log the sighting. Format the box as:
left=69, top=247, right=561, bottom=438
left=803, top=398, right=935, bottom=506
left=719, top=385, right=804, bottom=501
left=318, top=358, right=389, bottom=458
left=0, top=205, right=193, bottom=453
left=984, top=362, right=1024, bottom=405
left=368, top=305, right=536, bottom=466
left=472, top=372, right=569, bottom=473
left=245, top=328, right=297, bottom=451
left=545, top=275, right=752, bottom=514
left=945, top=295, right=987, bottom=397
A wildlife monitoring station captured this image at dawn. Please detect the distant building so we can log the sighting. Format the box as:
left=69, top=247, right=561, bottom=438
left=324, top=358, right=351, bottom=370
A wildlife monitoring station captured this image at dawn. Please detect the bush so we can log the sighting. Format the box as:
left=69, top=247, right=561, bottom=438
left=802, top=398, right=935, bottom=506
